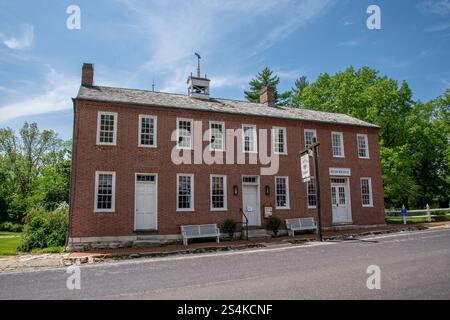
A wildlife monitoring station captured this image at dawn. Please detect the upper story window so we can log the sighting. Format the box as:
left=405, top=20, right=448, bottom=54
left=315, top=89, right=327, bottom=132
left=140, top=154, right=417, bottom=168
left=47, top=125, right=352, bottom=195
left=331, top=132, right=345, bottom=158
left=97, top=112, right=117, bottom=145
left=209, top=121, right=225, bottom=151
left=94, top=171, right=116, bottom=212
left=210, top=175, right=227, bottom=211
left=243, top=124, right=257, bottom=153
left=357, top=134, right=369, bottom=159
left=177, top=118, right=193, bottom=150
left=177, top=174, right=194, bottom=211
left=273, top=127, right=287, bottom=154
left=139, top=115, right=157, bottom=147
left=360, top=178, right=373, bottom=207
left=275, top=176, right=290, bottom=209
left=304, top=129, right=317, bottom=149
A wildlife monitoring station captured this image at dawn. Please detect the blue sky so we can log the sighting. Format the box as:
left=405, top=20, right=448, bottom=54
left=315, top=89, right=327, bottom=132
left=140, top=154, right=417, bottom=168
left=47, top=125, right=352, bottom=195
left=0, top=0, right=449, bottom=140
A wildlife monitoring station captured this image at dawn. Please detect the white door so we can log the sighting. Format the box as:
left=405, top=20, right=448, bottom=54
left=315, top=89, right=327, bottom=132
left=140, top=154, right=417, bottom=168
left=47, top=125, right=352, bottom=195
left=243, top=183, right=260, bottom=227
left=331, top=180, right=351, bottom=224
left=135, top=175, right=157, bottom=230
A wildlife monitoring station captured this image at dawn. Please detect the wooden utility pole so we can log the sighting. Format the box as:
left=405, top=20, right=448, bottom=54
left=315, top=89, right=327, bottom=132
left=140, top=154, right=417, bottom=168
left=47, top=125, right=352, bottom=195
left=312, top=138, right=323, bottom=241
left=301, top=137, right=323, bottom=242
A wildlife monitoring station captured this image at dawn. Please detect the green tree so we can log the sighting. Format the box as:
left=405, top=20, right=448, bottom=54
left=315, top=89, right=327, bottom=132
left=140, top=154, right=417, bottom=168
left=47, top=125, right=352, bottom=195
left=244, top=67, right=291, bottom=106
left=0, top=122, right=65, bottom=222
left=290, top=75, right=309, bottom=107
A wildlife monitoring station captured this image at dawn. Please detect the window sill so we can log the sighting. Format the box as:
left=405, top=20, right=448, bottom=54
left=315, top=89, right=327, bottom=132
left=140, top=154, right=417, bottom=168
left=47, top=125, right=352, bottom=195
left=210, top=208, right=228, bottom=212
left=307, top=206, right=317, bottom=209
left=276, top=207, right=290, bottom=210
left=138, top=145, right=157, bottom=148
left=362, top=205, right=374, bottom=208
left=177, top=209, right=195, bottom=212
left=94, top=210, right=115, bottom=213
left=96, top=143, right=116, bottom=146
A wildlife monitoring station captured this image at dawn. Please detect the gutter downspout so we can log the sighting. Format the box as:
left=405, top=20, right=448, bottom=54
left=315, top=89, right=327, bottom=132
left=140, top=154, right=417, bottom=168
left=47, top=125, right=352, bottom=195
left=65, top=98, right=78, bottom=250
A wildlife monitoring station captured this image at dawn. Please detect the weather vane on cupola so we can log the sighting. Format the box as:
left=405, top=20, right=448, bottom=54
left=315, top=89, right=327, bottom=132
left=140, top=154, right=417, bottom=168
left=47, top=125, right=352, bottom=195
left=195, top=52, right=201, bottom=78
left=187, top=52, right=210, bottom=100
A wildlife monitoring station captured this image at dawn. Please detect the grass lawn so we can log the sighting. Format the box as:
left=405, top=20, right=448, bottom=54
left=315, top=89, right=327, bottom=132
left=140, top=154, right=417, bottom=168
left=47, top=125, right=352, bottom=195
left=0, top=232, right=21, bottom=256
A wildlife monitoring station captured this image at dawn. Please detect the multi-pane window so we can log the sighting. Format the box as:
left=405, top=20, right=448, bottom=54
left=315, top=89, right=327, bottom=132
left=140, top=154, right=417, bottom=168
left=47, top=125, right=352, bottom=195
left=177, top=174, right=194, bottom=211
left=177, top=119, right=193, bottom=149
left=243, top=125, right=257, bottom=153
left=357, top=134, right=369, bottom=158
left=360, top=178, right=373, bottom=207
left=97, top=112, right=117, bottom=145
left=304, top=129, right=317, bottom=148
left=307, top=178, right=317, bottom=208
left=331, top=132, right=344, bottom=157
left=273, top=127, right=287, bottom=154
left=139, top=115, right=156, bottom=147
left=243, top=177, right=257, bottom=184
left=211, top=175, right=227, bottom=210
left=275, top=177, right=290, bottom=209
left=210, top=122, right=225, bottom=151
left=95, top=172, right=115, bottom=212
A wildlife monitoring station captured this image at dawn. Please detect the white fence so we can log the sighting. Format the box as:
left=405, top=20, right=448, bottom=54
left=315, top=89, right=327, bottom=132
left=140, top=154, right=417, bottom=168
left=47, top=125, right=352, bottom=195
left=385, top=205, right=450, bottom=225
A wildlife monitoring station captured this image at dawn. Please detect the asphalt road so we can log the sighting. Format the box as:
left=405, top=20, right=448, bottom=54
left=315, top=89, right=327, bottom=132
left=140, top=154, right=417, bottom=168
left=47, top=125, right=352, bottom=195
left=1, top=228, right=449, bottom=300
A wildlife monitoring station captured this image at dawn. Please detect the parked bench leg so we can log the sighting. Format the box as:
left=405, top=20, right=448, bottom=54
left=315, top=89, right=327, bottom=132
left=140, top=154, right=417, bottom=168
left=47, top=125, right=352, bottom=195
left=216, top=235, right=220, bottom=244
left=183, top=238, right=188, bottom=246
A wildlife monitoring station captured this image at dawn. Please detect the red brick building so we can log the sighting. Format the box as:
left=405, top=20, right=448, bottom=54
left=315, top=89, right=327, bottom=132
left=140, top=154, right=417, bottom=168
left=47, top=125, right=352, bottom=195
left=67, top=63, right=385, bottom=250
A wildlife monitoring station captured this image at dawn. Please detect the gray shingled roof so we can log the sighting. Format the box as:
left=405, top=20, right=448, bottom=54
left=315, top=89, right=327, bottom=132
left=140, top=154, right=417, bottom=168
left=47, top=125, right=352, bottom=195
left=76, top=85, right=378, bottom=128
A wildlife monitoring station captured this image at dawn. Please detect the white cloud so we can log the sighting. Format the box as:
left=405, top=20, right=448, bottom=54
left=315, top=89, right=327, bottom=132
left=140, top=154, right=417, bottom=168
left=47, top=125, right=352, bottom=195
left=425, top=22, right=450, bottom=32
left=252, top=0, right=333, bottom=54
left=337, top=37, right=365, bottom=47
left=0, top=25, right=34, bottom=50
left=0, top=69, right=78, bottom=124
left=417, top=0, right=450, bottom=15
left=118, top=0, right=334, bottom=93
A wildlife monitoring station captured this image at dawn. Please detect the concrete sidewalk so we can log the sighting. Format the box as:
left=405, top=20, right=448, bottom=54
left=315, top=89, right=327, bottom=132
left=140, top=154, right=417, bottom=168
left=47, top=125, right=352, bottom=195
left=1, top=222, right=449, bottom=273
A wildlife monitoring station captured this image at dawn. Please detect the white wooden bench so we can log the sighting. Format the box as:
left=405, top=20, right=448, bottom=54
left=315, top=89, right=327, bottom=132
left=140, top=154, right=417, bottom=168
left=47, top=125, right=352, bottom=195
left=285, top=218, right=317, bottom=237
left=181, top=224, right=220, bottom=246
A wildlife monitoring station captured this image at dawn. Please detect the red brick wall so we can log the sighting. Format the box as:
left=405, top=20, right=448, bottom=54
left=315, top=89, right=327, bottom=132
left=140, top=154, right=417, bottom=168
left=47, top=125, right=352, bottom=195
left=70, top=100, right=385, bottom=238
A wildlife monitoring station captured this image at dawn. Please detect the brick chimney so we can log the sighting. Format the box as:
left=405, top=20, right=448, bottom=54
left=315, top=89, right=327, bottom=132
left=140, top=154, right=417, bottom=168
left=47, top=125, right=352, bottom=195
left=81, top=63, right=94, bottom=87
left=260, top=86, right=276, bottom=107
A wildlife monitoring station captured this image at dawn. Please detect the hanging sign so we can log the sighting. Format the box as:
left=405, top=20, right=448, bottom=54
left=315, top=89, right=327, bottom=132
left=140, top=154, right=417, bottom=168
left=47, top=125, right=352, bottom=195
left=301, top=153, right=311, bottom=182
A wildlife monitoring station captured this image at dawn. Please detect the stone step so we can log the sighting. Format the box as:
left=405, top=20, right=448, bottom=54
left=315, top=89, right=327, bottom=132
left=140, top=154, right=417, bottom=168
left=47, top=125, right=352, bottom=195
left=243, top=229, right=271, bottom=240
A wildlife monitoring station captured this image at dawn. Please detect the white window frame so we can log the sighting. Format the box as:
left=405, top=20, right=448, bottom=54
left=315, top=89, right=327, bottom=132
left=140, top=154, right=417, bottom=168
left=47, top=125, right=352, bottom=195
left=176, top=174, right=195, bottom=212
left=272, top=127, right=287, bottom=155
left=242, top=124, right=257, bottom=153
left=275, top=176, right=290, bottom=210
left=307, top=177, right=317, bottom=209
left=210, top=175, right=228, bottom=211
left=96, top=111, right=118, bottom=146
left=176, top=118, right=194, bottom=150
left=209, top=121, right=225, bottom=152
left=138, top=115, right=157, bottom=148
left=304, top=129, right=317, bottom=149
left=331, top=131, right=345, bottom=158
left=360, top=177, right=373, bottom=207
left=357, top=134, right=370, bottom=159
left=94, top=171, right=116, bottom=213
